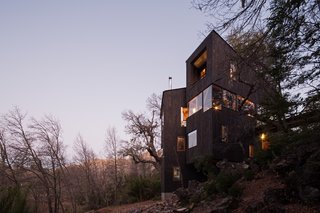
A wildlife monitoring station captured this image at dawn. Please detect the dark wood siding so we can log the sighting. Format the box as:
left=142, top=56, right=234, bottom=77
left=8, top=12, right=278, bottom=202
left=161, top=88, right=187, bottom=193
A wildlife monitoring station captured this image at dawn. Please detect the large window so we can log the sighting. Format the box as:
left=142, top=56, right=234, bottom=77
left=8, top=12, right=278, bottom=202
left=188, top=93, right=202, bottom=116
left=203, top=85, right=212, bottom=112
left=222, top=90, right=236, bottom=110
left=188, top=130, right=197, bottom=148
left=212, top=86, right=222, bottom=110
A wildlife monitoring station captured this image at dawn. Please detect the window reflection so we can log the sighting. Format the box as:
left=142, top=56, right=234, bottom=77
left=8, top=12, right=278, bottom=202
left=188, top=93, right=202, bottom=116
left=203, top=85, right=212, bottom=112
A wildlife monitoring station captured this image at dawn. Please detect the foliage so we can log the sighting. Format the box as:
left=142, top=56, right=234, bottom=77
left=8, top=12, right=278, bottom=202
left=193, top=156, right=219, bottom=179
left=204, top=172, right=242, bottom=198
left=243, top=169, right=255, bottom=181
left=121, top=94, right=162, bottom=170
left=215, top=172, right=241, bottom=194
left=227, top=184, right=243, bottom=198
left=204, top=180, right=217, bottom=196
left=125, top=176, right=161, bottom=202
left=0, top=187, right=30, bottom=213
left=193, top=0, right=320, bottom=134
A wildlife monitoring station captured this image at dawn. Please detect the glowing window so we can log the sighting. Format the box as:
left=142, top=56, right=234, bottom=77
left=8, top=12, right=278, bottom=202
left=200, top=68, right=206, bottom=79
left=177, top=137, right=185, bottom=151
left=180, top=107, right=188, bottom=127
left=188, top=93, right=202, bottom=116
left=188, top=130, right=197, bottom=148
left=173, top=167, right=181, bottom=181
left=260, top=133, right=269, bottom=150
left=249, top=145, right=254, bottom=158
left=191, top=50, right=207, bottom=84
left=203, top=85, right=212, bottom=112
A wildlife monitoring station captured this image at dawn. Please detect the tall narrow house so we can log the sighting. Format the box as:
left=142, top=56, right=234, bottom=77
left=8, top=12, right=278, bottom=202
left=160, top=30, right=264, bottom=198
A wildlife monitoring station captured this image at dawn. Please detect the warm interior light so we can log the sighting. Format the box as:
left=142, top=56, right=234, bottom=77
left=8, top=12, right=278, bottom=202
left=200, top=68, right=206, bottom=79
left=213, top=105, right=221, bottom=110
left=260, top=133, right=266, bottom=140
left=192, top=108, right=196, bottom=113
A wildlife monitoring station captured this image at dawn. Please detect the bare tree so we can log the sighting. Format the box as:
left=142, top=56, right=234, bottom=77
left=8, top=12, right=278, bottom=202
left=105, top=126, right=120, bottom=203
left=73, top=135, right=103, bottom=209
left=121, top=93, right=162, bottom=170
left=0, top=107, right=70, bottom=213
left=0, top=127, right=20, bottom=187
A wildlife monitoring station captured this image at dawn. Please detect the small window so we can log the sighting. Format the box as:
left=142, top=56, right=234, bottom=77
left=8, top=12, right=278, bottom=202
left=230, top=62, right=237, bottom=81
left=260, top=133, right=269, bottom=150
left=177, top=137, right=185, bottom=151
left=249, top=145, right=254, bottom=158
left=180, top=107, right=188, bottom=127
left=191, top=50, right=208, bottom=84
left=221, top=125, right=228, bottom=143
left=188, top=130, right=197, bottom=148
left=188, top=93, right=203, bottom=117
left=203, top=85, right=212, bottom=112
left=173, top=167, right=181, bottom=181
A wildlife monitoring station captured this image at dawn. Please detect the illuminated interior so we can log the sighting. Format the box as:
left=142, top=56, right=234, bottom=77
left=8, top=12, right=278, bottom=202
left=193, top=50, right=207, bottom=68
left=188, top=93, right=202, bottom=116
left=200, top=68, right=206, bottom=79
left=260, top=133, right=269, bottom=150
left=249, top=145, right=254, bottom=158
left=173, top=167, right=181, bottom=180
left=177, top=137, right=186, bottom=151
left=191, top=50, right=207, bottom=84
left=180, top=107, right=188, bottom=127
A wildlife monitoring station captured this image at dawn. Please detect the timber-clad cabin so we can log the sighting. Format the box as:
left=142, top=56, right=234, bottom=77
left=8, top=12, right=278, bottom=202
left=160, top=30, right=265, bottom=199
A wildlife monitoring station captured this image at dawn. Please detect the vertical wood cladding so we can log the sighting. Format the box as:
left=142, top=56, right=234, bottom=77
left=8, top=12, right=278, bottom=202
left=161, top=88, right=187, bottom=193
left=161, top=30, right=264, bottom=194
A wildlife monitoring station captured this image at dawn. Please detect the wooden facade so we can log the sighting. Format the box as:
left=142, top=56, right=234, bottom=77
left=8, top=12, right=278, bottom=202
left=161, top=30, right=264, bottom=196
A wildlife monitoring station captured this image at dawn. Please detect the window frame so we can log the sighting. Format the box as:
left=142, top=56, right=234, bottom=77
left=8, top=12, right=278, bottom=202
left=188, top=130, right=197, bottom=148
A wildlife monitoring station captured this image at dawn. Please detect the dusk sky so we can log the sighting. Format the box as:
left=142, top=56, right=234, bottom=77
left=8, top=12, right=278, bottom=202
left=0, top=1, right=218, bottom=157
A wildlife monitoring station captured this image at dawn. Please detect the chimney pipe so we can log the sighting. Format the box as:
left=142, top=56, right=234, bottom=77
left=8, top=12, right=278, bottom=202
left=168, top=77, right=172, bottom=90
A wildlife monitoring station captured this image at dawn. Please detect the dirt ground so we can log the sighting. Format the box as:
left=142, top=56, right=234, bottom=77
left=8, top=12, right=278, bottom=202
left=95, top=200, right=160, bottom=213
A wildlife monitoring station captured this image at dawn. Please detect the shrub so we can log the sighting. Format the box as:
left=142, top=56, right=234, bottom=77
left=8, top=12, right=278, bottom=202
left=253, top=149, right=273, bottom=167
left=0, top=187, right=30, bottom=213
left=228, top=184, right=243, bottom=198
left=126, top=176, right=161, bottom=202
left=215, top=172, right=241, bottom=194
left=243, top=169, right=255, bottom=181
left=193, top=156, right=219, bottom=179
left=204, top=180, right=217, bottom=196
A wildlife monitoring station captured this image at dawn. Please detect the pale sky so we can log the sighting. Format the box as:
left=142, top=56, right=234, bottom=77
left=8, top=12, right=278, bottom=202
left=0, top=1, right=214, bottom=158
